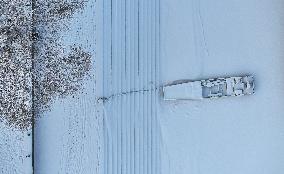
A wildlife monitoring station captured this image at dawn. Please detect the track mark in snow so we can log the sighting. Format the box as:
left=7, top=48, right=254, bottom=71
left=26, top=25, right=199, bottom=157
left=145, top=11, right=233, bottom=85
left=103, top=0, right=161, bottom=173
left=98, top=87, right=160, bottom=102
left=197, top=1, right=209, bottom=57
left=192, top=0, right=209, bottom=76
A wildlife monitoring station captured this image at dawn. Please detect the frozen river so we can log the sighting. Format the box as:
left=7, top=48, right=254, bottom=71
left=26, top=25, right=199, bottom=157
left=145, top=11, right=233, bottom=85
left=1, top=0, right=284, bottom=173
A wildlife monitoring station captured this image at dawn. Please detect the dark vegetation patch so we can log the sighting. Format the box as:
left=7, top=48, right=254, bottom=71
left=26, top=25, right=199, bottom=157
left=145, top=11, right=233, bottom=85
left=0, top=0, right=92, bottom=130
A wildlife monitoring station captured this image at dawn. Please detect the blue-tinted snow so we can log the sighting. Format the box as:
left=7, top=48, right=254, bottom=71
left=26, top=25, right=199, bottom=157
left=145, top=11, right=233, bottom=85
left=160, top=0, right=284, bottom=174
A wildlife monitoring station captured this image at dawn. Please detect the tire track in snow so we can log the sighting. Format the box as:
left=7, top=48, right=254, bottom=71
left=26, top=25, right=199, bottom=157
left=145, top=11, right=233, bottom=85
left=191, top=0, right=209, bottom=77
left=103, top=0, right=161, bottom=173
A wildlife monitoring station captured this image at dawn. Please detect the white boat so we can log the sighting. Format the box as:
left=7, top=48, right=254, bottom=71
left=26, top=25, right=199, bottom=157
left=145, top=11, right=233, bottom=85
left=163, top=76, right=255, bottom=100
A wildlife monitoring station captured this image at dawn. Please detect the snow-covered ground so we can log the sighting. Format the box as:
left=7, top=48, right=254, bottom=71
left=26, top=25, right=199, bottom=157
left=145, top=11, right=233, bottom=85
left=34, top=1, right=103, bottom=173
left=160, top=0, right=284, bottom=174
left=0, top=123, right=32, bottom=174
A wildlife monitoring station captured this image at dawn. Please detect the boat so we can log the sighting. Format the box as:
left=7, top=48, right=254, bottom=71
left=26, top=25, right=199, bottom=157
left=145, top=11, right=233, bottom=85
left=163, top=75, right=255, bottom=100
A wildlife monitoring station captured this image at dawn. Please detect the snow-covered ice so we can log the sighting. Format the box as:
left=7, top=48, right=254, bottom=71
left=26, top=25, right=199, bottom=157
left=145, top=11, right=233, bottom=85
left=160, top=0, right=284, bottom=174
